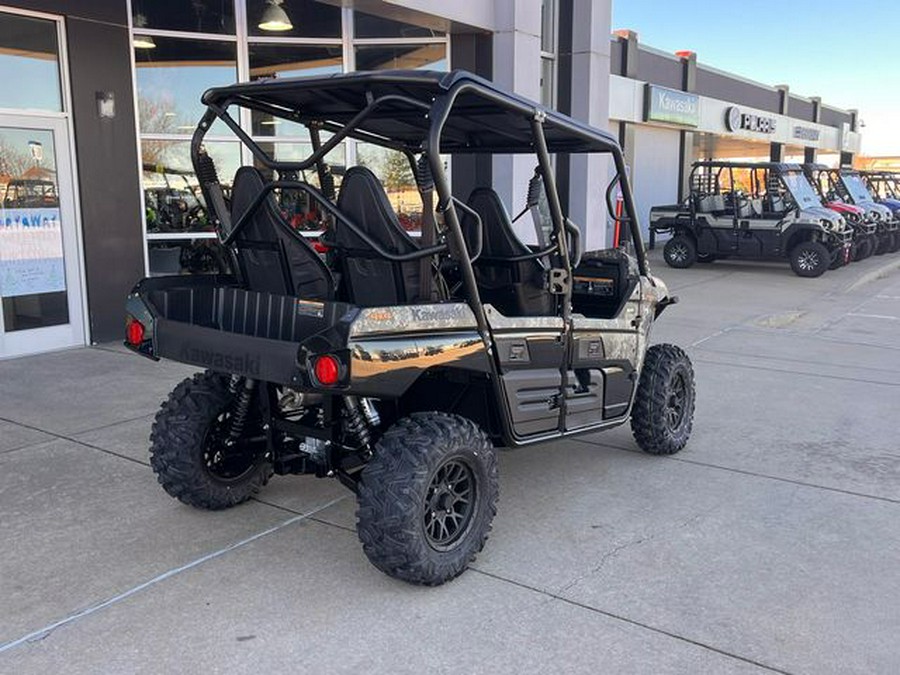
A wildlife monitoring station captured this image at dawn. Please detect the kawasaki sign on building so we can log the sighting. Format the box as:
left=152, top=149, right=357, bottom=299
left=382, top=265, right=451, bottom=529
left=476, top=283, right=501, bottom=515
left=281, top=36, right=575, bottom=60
left=644, top=85, right=700, bottom=127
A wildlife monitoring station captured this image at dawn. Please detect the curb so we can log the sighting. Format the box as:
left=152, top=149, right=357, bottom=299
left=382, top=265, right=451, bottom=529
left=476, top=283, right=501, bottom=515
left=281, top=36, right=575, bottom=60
left=844, top=257, right=900, bottom=293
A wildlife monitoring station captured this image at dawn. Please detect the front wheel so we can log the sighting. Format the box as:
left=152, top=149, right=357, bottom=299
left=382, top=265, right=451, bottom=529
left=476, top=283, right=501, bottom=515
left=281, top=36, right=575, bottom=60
left=789, top=240, right=830, bottom=278
left=631, top=344, right=696, bottom=455
left=356, top=412, right=499, bottom=585
left=852, top=236, right=873, bottom=261
left=663, top=235, right=697, bottom=269
left=150, top=371, right=271, bottom=510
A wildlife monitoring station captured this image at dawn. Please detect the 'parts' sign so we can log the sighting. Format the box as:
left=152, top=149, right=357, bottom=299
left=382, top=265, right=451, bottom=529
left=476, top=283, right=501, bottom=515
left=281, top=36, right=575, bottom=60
left=725, top=106, right=777, bottom=134
left=644, top=85, right=700, bottom=127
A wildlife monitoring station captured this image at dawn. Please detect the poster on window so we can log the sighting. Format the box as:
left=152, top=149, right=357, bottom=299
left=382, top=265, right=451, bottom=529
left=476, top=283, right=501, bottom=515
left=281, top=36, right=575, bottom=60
left=0, top=208, right=66, bottom=297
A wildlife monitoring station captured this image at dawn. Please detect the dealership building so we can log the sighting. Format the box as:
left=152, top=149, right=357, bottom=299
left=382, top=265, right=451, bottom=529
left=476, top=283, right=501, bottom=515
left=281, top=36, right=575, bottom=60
left=0, top=1, right=860, bottom=359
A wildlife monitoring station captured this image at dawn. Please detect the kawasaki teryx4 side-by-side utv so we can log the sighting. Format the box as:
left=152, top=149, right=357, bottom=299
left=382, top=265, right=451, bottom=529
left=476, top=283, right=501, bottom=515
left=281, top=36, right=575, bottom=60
left=650, top=161, right=852, bottom=277
left=861, top=170, right=900, bottom=244
left=804, top=164, right=900, bottom=255
left=124, top=70, right=694, bottom=585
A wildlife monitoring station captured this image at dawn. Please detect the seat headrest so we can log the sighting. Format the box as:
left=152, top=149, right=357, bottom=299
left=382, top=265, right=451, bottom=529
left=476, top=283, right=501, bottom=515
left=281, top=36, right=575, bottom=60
left=336, top=166, right=417, bottom=252
left=465, top=187, right=529, bottom=258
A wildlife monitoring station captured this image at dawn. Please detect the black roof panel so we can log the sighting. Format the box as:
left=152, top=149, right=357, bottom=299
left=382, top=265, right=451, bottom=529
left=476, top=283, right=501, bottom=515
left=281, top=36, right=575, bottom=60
left=201, top=70, right=618, bottom=154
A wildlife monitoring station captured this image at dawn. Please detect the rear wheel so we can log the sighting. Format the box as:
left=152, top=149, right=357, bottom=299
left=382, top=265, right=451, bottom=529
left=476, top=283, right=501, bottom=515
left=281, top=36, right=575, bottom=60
left=789, top=240, right=830, bottom=278
left=150, top=371, right=271, bottom=510
left=885, top=231, right=900, bottom=254
left=356, top=412, right=499, bottom=585
left=631, top=344, right=695, bottom=455
left=663, top=235, right=697, bottom=269
left=875, top=232, right=892, bottom=255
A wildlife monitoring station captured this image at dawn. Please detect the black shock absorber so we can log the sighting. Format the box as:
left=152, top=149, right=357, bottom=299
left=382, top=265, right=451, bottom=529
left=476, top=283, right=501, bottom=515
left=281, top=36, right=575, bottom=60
left=344, top=396, right=371, bottom=447
left=228, top=379, right=256, bottom=443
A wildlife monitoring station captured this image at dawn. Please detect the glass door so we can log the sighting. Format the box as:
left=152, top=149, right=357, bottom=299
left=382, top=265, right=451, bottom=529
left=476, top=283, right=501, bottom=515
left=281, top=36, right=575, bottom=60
left=0, top=114, right=85, bottom=357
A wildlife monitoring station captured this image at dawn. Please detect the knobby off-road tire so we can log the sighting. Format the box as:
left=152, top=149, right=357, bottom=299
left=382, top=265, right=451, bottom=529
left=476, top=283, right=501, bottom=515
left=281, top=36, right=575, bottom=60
left=150, top=371, right=271, bottom=510
left=631, top=344, right=695, bottom=455
left=356, top=412, right=499, bottom=586
left=663, top=235, right=697, bottom=269
left=789, top=240, right=830, bottom=278
left=852, top=236, right=873, bottom=262
left=874, top=232, right=892, bottom=256
left=889, top=231, right=900, bottom=253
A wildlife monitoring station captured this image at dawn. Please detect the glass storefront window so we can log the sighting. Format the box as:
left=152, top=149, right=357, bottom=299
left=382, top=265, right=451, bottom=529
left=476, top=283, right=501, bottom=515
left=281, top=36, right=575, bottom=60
left=246, top=0, right=341, bottom=38
left=354, top=44, right=447, bottom=72
left=0, top=12, right=62, bottom=112
left=141, top=140, right=240, bottom=234
left=148, top=238, right=229, bottom=275
left=354, top=11, right=444, bottom=39
left=132, top=0, right=236, bottom=35
left=135, top=37, right=237, bottom=135
left=248, top=44, right=343, bottom=135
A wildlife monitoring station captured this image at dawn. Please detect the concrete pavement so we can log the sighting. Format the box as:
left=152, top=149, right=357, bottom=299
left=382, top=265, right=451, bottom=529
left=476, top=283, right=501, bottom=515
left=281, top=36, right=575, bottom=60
left=1, top=252, right=899, bottom=674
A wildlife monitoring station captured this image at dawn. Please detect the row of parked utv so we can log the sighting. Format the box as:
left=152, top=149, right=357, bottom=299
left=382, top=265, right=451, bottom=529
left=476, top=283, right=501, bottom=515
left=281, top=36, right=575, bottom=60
left=650, top=162, right=900, bottom=277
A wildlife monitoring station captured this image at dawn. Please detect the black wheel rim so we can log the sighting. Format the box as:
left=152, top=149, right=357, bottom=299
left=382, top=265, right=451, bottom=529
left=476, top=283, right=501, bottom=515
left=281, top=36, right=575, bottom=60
left=668, top=242, right=688, bottom=264
left=423, top=459, right=477, bottom=551
left=665, top=372, right=688, bottom=432
left=796, top=248, right=820, bottom=272
left=202, top=411, right=265, bottom=483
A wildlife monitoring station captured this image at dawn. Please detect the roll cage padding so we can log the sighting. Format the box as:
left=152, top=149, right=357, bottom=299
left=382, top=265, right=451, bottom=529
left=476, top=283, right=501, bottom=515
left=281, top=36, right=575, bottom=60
left=334, top=166, right=422, bottom=305
left=229, top=166, right=333, bottom=300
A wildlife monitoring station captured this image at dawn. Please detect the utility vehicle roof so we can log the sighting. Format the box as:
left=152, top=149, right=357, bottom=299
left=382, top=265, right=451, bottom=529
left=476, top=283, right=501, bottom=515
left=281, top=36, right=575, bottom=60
left=201, top=69, right=617, bottom=155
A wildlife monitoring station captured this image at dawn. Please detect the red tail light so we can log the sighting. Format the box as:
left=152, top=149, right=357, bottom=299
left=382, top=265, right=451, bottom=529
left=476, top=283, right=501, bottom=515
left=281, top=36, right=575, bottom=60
left=313, top=354, right=340, bottom=386
left=313, top=241, right=329, bottom=254
left=126, top=317, right=145, bottom=346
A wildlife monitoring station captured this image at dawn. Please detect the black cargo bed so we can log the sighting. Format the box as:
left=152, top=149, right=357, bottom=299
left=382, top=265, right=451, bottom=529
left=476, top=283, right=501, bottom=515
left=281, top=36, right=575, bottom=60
left=130, top=275, right=356, bottom=384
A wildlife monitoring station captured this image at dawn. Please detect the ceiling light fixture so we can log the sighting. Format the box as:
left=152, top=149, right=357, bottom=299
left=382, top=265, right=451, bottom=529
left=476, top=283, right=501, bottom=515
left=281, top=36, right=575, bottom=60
left=133, top=35, right=157, bottom=49
left=259, top=0, right=293, bottom=32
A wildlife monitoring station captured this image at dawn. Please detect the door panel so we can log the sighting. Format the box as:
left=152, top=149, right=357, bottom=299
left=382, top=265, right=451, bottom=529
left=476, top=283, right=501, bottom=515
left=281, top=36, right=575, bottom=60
left=566, top=280, right=642, bottom=431
left=486, top=307, right=565, bottom=439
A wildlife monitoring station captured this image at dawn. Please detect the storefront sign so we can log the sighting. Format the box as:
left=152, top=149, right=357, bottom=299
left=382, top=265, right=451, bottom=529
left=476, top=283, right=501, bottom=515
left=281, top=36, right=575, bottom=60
left=0, top=208, right=66, bottom=297
left=644, top=85, right=700, bottom=127
left=725, top=106, right=777, bottom=134
left=792, top=125, right=820, bottom=142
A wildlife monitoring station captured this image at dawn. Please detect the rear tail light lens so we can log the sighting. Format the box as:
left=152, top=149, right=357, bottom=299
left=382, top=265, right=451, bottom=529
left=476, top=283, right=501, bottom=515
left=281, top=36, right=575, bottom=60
left=313, top=354, right=340, bottom=386
left=126, top=317, right=145, bottom=346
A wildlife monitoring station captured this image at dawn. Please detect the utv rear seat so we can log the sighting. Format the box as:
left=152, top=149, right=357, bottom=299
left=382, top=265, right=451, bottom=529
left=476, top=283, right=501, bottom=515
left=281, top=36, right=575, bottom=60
left=334, top=166, right=423, bottom=306
left=229, top=166, right=333, bottom=300
left=461, top=187, right=554, bottom=317
left=696, top=194, right=725, bottom=213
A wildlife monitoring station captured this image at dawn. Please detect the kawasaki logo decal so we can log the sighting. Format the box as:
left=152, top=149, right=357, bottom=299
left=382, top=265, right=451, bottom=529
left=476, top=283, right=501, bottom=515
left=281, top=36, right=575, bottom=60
left=179, top=345, right=261, bottom=376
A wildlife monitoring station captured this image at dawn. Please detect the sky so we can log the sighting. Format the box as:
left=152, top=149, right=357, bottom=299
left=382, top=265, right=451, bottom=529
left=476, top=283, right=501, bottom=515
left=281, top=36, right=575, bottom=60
left=611, top=0, right=900, bottom=156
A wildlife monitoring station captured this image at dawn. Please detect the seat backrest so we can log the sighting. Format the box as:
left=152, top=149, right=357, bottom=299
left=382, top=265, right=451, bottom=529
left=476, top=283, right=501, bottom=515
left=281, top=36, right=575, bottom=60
left=697, top=194, right=725, bottom=213
left=230, top=166, right=333, bottom=300
left=750, top=198, right=764, bottom=216
left=462, top=188, right=553, bottom=316
left=335, top=166, right=420, bottom=305
left=769, top=193, right=786, bottom=213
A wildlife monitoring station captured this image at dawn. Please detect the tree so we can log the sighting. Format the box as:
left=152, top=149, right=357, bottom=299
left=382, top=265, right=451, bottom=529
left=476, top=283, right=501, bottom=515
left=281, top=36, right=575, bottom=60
left=383, top=150, right=414, bottom=192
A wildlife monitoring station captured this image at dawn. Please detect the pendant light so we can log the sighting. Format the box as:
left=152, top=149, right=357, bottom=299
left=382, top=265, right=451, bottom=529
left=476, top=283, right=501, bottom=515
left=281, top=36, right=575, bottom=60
left=259, top=0, right=293, bottom=32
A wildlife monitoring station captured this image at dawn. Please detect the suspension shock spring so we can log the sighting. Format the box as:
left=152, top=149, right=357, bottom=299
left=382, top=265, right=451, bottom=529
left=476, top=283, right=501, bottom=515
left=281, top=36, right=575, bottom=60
left=344, top=396, right=371, bottom=447
left=228, top=378, right=256, bottom=443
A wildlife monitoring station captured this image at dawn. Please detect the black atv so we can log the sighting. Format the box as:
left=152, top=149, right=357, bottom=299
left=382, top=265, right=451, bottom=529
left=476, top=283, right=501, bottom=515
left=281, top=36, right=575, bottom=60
left=125, top=70, right=694, bottom=585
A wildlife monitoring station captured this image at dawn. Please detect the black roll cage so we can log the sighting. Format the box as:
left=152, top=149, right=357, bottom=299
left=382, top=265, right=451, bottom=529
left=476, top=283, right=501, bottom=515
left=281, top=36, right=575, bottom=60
left=189, top=71, right=648, bottom=336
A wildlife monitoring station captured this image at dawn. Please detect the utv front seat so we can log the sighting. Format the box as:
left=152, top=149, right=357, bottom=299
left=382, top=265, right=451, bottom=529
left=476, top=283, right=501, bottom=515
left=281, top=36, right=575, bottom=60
left=334, top=166, right=422, bottom=305
left=462, top=188, right=553, bottom=316
left=229, top=166, right=333, bottom=300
